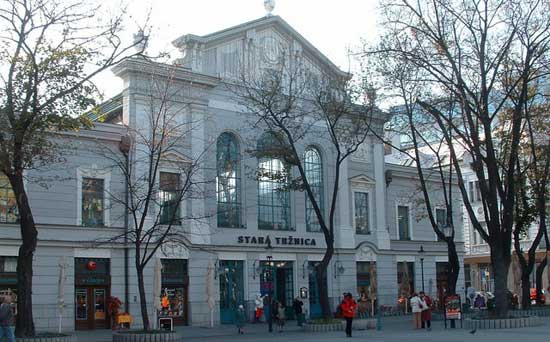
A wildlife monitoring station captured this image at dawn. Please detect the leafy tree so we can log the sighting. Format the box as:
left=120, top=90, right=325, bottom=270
left=0, top=0, right=147, bottom=336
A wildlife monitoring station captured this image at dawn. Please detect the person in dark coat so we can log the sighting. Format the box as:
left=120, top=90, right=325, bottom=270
left=292, top=297, right=304, bottom=326
left=235, top=305, right=246, bottom=334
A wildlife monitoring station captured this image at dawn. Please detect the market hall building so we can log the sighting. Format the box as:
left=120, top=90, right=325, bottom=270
left=0, top=15, right=464, bottom=331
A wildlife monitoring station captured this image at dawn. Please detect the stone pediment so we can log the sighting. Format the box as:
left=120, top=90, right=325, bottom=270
left=161, top=151, right=192, bottom=165
left=349, top=174, right=376, bottom=188
left=172, top=15, right=349, bottom=79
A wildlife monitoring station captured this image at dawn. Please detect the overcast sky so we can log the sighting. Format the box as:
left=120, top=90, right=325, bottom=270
left=98, top=0, right=380, bottom=98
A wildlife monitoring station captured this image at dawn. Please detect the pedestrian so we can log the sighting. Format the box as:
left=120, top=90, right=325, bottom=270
left=235, top=304, right=246, bottom=334
left=0, top=295, right=15, bottom=342
left=419, top=292, right=432, bottom=331
left=341, top=292, right=357, bottom=337
left=276, top=302, right=286, bottom=332
left=409, top=292, right=424, bottom=329
left=292, top=297, right=304, bottom=326
left=254, top=294, right=264, bottom=323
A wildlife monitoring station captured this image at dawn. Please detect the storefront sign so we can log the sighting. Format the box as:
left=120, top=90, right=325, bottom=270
left=237, top=235, right=316, bottom=246
left=445, top=295, right=461, bottom=320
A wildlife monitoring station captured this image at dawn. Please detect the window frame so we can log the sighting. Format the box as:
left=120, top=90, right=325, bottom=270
left=257, top=132, right=292, bottom=231
left=396, top=204, right=412, bottom=240
left=304, top=147, right=324, bottom=232
left=158, top=171, right=182, bottom=226
left=353, top=190, right=371, bottom=235
left=434, top=207, right=447, bottom=241
left=76, top=168, right=110, bottom=227
left=0, top=174, right=18, bottom=224
left=216, top=132, right=243, bottom=229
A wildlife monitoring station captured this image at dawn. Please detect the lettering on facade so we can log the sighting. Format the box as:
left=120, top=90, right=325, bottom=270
left=237, top=235, right=316, bottom=246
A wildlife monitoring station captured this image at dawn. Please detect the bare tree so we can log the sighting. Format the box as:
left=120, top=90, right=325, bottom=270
left=510, top=92, right=550, bottom=308
left=232, top=46, right=376, bottom=318
left=362, top=44, right=463, bottom=297
left=0, top=0, right=148, bottom=336
left=363, top=0, right=549, bottom=316
left=95, top=62, right=211, bottom=330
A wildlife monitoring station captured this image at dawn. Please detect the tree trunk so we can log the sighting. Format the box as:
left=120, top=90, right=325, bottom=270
left=446, top=240, right=460, bottom=295
left=316, top=243, right=334, bottom=319
left=520, top=273, right=531, bottom=309
left=136, top=266, right=150, bottom=331
left=535, top=257, right=547, bottom=305
left=490, top=243, right=511, bottom=317
left=8, top=172, right=37, bottom=337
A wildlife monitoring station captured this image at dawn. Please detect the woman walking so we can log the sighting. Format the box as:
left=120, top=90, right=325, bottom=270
left=341, top=293, right=357, bottom=337
left=276, top=302, right=286, bottom=332
left=419, top=292, right=432, bottom=331
left=235, top=305, right=246, bottom=334
left=409, top=292, right=424, bottom=329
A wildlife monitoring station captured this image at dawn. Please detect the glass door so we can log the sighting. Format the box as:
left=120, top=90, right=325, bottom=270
left=75, top=288, right=88, bottom=325
left=219, top=261, right=244, bottom=324
left=93, top=288, right=107, bottom=328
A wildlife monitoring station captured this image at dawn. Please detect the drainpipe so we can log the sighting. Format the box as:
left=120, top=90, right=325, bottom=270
left=119, top=135, right=132, bottom=313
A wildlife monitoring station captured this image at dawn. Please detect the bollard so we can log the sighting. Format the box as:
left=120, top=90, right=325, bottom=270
left=377, top=305, right=382, bottom=331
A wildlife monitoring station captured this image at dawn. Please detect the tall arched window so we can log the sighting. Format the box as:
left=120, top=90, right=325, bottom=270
left=257, top=132, right=291, bottom=230
left=216, top=132, right=241, bottom=228
left=304, top=147, right=324, bottom=232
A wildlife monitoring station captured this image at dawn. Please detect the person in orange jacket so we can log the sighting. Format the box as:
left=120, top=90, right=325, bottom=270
left=340, top=293, right=357, bottom=337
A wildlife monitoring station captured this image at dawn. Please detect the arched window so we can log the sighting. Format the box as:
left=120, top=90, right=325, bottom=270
left=304, top=147, right=324, bottom=232
left=257, top=132, right=291, bottom=230
left=216, top=132, right=241, bottom=228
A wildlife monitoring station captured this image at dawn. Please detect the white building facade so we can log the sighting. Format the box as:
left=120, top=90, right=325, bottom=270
left=0, top=15, right=464, bottom=331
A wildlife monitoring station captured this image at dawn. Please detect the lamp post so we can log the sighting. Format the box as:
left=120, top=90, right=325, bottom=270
left=265, top=240, right=274, bottom=333
left=418, top=245, right=426, bottom=292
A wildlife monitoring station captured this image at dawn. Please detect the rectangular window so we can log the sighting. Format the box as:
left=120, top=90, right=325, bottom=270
left=397, top=261, right=415, bottom=298
left=159, top=172, right=181, bottom=225
left=436, top=208, right=446, bottom=241
left=464, top=264, right=472, bottom=289
left=436, top=208, right=446, bottom=228
left=0, top=175, right=18, bottom=224
left=82, top=178, right=104, bottom=227
left=397, top=205, right=411, bottom=240
left=356, top=261, right=377, bottom=301
left=469, top=180, right=481, bottom=202
left=354, top=192, right=370, bottom=234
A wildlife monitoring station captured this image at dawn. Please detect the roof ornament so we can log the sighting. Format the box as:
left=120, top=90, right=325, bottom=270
left=264, top=0, right=275, bottom=16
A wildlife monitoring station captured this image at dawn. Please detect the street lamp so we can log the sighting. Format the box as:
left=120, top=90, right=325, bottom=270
left=418, top=245, right=426, bottom=292
left=265, top=240, right=274, bottom=333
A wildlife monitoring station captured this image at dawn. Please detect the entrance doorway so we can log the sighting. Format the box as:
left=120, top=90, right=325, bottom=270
left=260, top=261, right=294, bottom=319
left=308, top=261, right=327, bottom=319
left=436, top=262, right=449, bottom=309
left=75, top=287, right=108, bottom=330
left=74, top=258, right=110, bottom=330
left=219, top=260, right=244, bottom=324
left=159, top=259, right=189, bottom=326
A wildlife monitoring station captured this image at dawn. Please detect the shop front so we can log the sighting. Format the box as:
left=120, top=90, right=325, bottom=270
left=0, top=256, right=17, bottom=300
left=74, top=258, right=110, bottom=330
left=159, top=259, right=188, bottom=325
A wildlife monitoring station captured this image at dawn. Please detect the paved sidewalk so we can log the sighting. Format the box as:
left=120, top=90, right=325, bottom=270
left=74, top=316, right=550, bottom=342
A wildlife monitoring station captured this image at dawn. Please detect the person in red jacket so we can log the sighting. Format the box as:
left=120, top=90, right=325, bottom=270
left=420, top=292, right=432, bottom=331
left=340, top=293, right=357, bottom=337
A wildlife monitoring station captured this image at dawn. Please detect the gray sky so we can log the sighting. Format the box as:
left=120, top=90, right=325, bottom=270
left=98, top=0, right=380, bottom=98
